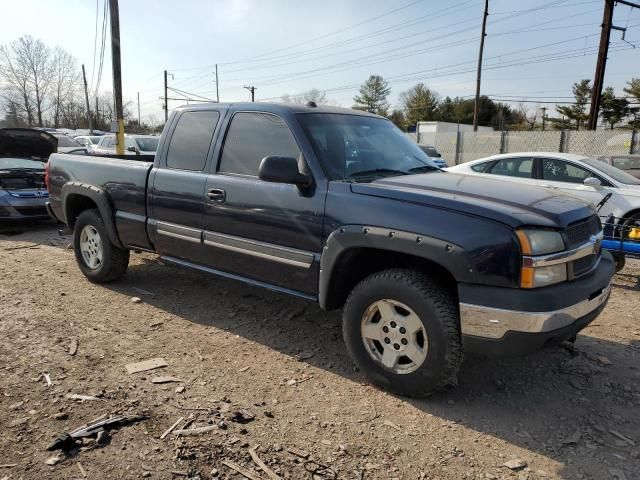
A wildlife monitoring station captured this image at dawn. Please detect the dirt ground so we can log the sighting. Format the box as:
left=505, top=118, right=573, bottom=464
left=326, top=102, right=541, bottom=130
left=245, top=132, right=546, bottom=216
left=1, top=221, right=639, bottom=480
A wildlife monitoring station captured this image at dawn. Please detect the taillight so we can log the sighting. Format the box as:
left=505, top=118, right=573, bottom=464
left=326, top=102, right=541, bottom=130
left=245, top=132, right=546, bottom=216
left=45, top=161, right=51, bottom=192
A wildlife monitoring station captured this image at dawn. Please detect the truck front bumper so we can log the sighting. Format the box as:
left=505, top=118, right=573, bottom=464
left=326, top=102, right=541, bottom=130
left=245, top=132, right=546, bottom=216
left=458, top=251, right=614, bottom=356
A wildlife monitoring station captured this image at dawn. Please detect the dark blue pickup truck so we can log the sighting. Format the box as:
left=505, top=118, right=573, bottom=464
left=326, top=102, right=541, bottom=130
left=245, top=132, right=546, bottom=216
left=47, top=103, right=614, bottom=396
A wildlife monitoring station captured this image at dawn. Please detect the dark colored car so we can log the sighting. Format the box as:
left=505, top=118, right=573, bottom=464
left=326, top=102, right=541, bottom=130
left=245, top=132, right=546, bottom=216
left=47, top=103, right=614, bottom=397
left=0, top=128, right=57, bottom=220
left=596, top=155, right=640, bottom=179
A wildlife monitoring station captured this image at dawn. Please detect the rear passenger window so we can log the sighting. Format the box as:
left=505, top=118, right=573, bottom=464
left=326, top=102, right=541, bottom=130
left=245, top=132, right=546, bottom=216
left=542, top=158, right=592, bottom=184
left=219, top=112, right=300, bottom=176
left=488, top=157, right=533, bottom=178
left=166, top=110, right=220, bottom=171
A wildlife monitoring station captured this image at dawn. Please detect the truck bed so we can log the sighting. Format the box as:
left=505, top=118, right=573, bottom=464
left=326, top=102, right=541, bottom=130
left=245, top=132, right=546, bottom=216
left=47, top=153, right=154, bottom=249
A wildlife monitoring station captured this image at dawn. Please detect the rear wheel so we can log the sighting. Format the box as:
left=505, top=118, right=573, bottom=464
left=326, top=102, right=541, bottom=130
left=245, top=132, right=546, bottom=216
left=342, top=268, right=462, bottom=397
left=73, top=209, right=129, bottom=283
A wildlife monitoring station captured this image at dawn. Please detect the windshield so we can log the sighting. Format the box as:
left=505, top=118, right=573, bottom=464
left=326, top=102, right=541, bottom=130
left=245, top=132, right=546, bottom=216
left=582, top=157, right=640, bottom=185
left=55, top=135, right=81, bottom=147
left=89, top=136, right=102, bottom=144
left=611, top=156, right=640, bottom=171
left=298, top=113, right=438, bottom=181
left=0, top=157, right=45, bottom=170
left=419, top=145, right=441, bottom=157
left=134, top=137, right=159, bottom=152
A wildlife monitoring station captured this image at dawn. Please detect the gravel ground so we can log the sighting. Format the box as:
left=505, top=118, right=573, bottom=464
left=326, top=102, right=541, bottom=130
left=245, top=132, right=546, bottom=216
left=1, top=221, right=639, bottom=480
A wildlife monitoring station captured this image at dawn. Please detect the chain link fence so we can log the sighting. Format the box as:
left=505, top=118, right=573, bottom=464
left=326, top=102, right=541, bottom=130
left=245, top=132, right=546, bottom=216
left=416, top=129, right=639, bottom=166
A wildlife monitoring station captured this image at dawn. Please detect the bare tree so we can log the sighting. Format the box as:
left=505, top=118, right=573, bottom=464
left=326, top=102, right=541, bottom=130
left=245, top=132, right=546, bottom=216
left=0, top=42, right=36, bottom=125
left=15, top=36, right=54, bottom=126
left=50, top=47, right=80, bottom=127
left=518, top=103, right=539, bottom=130
left=281, top=88, right=329, bottom=105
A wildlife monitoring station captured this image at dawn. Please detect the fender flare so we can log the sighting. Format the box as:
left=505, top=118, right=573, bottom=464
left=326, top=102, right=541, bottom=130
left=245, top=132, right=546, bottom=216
left=318, top=225, right=475, bottom=310
left=61, top=182, right=123, bottom=248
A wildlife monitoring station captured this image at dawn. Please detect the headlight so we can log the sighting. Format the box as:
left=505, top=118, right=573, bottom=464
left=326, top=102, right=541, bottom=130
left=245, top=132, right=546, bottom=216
left=516, top=229, right=565, bottom=255
left=517, top=229, right=567, bottom=288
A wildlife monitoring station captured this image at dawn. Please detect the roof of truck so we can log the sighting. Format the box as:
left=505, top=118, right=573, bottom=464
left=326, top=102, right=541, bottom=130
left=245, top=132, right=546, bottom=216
left=173, top=102, right=382, bottom=118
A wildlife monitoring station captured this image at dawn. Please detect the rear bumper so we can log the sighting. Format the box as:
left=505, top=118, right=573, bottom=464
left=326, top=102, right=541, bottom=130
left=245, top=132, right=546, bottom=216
left=459, top=251, right=614, bottom=356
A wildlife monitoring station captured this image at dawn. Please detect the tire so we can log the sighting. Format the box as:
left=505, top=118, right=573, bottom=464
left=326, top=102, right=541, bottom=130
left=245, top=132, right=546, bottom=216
left=342, top=268, right=462, bottom=397
left=73, top=209, right=129, bottom=283
left=612, top=252, right=626, bottom=273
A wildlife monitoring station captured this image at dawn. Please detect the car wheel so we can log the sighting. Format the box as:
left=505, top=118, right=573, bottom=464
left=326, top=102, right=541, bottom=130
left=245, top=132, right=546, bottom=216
left=342, top=268, right=462, bottom=397
left=73, top=209, right=129, bottom=283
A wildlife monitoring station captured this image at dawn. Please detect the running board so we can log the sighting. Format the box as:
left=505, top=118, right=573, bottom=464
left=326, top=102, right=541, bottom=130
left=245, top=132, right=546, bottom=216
left=160, top=255, right=318, bottom=302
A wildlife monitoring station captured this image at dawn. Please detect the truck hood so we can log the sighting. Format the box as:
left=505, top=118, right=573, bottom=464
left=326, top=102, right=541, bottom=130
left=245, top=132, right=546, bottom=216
left=352, top=171, right=595, bottom=228
left=0, top=128, right=58, bottom=160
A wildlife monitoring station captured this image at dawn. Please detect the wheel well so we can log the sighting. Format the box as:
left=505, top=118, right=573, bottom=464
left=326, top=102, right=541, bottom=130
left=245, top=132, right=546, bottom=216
left=65, top=194, right=98, bottom=228
left=324, top=248, right=458, bottom=311
left=620, top=209, right=640, bottom=223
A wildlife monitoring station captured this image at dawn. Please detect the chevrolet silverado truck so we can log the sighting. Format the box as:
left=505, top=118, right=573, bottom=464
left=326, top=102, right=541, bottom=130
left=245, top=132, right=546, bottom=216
left=46, top=103, right=614, bottom=397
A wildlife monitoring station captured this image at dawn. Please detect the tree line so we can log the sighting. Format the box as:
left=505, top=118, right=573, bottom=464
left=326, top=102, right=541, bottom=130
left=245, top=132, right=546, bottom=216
left=0, top=35, right=153, bottom=132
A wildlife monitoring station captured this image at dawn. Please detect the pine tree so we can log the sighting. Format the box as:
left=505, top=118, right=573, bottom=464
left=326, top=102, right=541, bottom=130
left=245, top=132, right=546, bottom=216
left=353, top=75, right=390, bottom=115
left=556, top=79, right=592, bottom=130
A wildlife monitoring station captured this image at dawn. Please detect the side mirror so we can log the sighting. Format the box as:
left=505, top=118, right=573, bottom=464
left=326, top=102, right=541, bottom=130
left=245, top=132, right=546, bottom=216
left=584, top=177, right=602, bottom=189
left=259, top=156, right=311, bottom=186
left=126, top=145, right=138, bottom=153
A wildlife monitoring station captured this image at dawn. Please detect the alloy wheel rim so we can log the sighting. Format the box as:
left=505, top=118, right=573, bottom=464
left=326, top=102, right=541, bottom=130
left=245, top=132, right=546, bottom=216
left=79, top=225, right=103, bottom=270
left=361, top=299, right=428, bottom=374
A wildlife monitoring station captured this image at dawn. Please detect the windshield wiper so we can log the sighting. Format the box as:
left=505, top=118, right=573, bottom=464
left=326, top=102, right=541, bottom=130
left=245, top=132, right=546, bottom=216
left=408, top=165, right=441, bottom=173
left=348, top=168, right=408, bottom=179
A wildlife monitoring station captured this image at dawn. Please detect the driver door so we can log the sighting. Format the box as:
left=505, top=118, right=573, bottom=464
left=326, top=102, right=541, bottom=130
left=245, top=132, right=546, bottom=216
left=534, top=157, right=611, bottom=207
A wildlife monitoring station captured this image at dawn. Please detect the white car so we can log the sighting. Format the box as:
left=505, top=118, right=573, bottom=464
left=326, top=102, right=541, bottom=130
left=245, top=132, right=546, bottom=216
left=446, top=152, right=640, bottom=225
left=74, top=135, right=103, bottom=152
left=52, top=133, right=86, bottom=153
left=92, top=134, right=159, bottom=156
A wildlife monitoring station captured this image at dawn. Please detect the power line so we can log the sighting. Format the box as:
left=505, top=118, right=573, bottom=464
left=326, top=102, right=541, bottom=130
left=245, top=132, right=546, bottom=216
left=89, top=0, right=99, bottom=89
left=93, top=0, right=109, bottom=96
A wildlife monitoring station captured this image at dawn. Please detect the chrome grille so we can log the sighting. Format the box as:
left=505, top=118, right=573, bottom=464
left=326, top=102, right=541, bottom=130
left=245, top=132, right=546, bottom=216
left=565, top=216, right=601, bottom=248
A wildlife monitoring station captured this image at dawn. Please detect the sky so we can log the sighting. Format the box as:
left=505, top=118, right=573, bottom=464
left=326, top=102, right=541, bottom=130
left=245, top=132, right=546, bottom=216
left=1, top=0, right=639, bottom=125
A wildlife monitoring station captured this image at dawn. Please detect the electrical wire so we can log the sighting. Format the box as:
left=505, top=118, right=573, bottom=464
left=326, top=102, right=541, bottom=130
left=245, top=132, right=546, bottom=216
left=89, top=0, right=99, bottom=89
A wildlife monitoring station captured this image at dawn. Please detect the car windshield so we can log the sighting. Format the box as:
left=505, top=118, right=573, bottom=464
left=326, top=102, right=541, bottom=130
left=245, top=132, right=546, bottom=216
left=55, top=135, right=81, bottom=147
left=0, top=157, right=45, bottom=170
left=134, top=137, right=159, bottom=151
left=298, top=113, right=439, bottom=181
left=582, top=157, right=640, bottom=185
left=419, top=145, right=441, bottom=157
left=611, top=156, right=640, bottom=171
left=89, top=136, right=102, bottom=144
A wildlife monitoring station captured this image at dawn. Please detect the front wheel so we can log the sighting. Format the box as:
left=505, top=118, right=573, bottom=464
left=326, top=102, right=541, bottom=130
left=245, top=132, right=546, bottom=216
left=342, top=268, right=462, bottom=397
left=73, top=209, right=129, bottom=283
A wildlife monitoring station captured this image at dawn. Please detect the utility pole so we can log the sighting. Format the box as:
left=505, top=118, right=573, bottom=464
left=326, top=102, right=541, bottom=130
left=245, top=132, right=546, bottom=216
left=473, top=0, right=489, bottom=131
left=588, top=0, right=640, bottom=130
left=244, top=85, right=256, bottom=102
left=95, top=97, right=99, bottom=129
left=137, top=91, right=141, bottom=128
left=540, top=106, right=547, bottom=131
left=164, top=70, right=168, bottom=122
left=81, top=64, right=93, bottom=134
left=215, top=64, right=219, bottom=103
left=108, top=0, right=125, bottom=155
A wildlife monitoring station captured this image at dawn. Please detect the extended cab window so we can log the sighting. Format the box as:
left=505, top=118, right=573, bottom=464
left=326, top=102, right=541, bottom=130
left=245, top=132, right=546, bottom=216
left=219, top=112, right=300, bottom=176
left=166, top=110, right=220, bottom=171
left=488, top=157, right=533, bottom=178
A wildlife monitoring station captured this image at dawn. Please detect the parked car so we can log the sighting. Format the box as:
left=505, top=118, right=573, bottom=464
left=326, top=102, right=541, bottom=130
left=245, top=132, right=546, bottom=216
left=92, top=134, right=159, bottom=155
left=417, top=144, right=447, bottom=168
left=52, top=133, right=84, bottom=153
left=0, top=128, right=56, bottom=220
left=47, top=104, right=614, bottom=397
left=75, top=135, right=103, bottom=152
left=447, top=152, right=640, bottom=228
left=596, top=154, right=640, bottom=179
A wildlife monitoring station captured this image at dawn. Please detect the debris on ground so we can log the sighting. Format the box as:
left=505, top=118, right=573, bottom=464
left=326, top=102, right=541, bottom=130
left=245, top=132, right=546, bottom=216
left=150, top=376, right=182, bottom=384
left=130, top=296, right=142, bottom=303
left=160, top=417, right=183, bottom=439
left=503, top=459, right=527, bottom=470
left=249, top=448, right=281, bottom=480
left=41, top=373, right=53, bottom=387
left=222, top=460, right=262, bottom=480
left=287, top=446, right=310, bottom=459
left=68, top=338, right=78, bottom=356
left=173, top=425, right=217, bottom=436
left=65, top=393, right=100, bottom=402
left=125, top=357, right=168, bottom=374
left=231, top=410, right=255, bottom=424
left=47, top=413, right=149, bottom=452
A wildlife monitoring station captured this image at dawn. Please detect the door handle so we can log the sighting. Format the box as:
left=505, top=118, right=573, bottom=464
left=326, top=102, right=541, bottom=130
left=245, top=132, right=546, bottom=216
left=207, top=188, right=226, bottom=202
